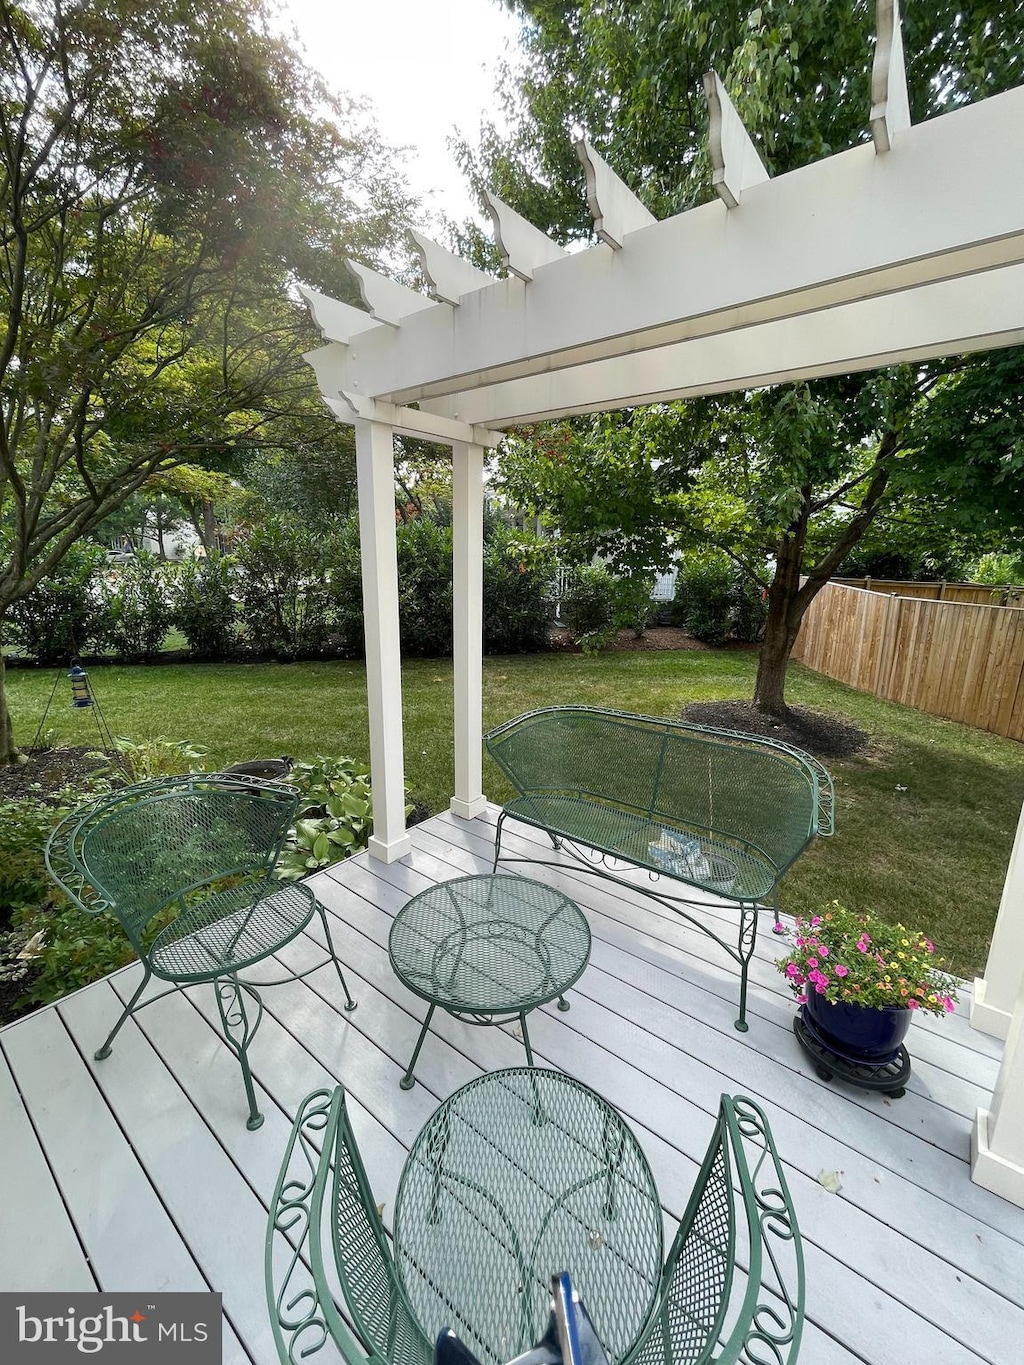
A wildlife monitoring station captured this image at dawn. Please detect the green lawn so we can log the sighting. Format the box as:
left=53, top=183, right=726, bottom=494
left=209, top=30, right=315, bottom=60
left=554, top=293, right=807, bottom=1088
left=7, top=648, right=1023, bottom=978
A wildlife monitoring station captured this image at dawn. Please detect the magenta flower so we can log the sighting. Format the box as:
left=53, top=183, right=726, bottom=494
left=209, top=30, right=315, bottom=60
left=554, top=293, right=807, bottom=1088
left=811, top=916, right=822, bottom=926
left=835, top=964, right=849, bottom=978
left=818, top=944, right=829, bottom=957
left=796, top=993, right=808, bottom=1004
left=943, top=996, right=955, bottom=1013
left=856, top=940, right=869, bottom=952
left=815, top=982, right=827, bottom=993
left=806, top=957, right=818, bottom=970
left=795, top=937, right=806, bottom=948
left=907, top=998, right=920, bottom=1010
left=785, top=963, right=801, bottom=978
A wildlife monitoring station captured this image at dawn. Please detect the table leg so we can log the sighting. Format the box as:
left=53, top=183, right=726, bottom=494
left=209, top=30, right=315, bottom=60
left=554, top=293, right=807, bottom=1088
left=400, top=1004, right=437, bottom=1090
left=519, top=1011, right=535, bottom=1067
left=557, top=994, right=571, bottom=1012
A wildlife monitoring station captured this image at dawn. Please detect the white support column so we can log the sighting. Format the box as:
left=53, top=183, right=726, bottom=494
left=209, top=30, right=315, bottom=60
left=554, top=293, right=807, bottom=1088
left=450, top=440, right=487, bottom=820
left=971, top=799, right=1024, bottom=1038
left=973, top=989, right=1024, bottom=1207
left=355, top=418, right=412, bottom=862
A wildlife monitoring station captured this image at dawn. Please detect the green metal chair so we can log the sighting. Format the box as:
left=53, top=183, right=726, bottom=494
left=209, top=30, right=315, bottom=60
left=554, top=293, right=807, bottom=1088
left=266, top=1083, right=804, bottom=1365
left=45, top=773, right=357, bottom=1130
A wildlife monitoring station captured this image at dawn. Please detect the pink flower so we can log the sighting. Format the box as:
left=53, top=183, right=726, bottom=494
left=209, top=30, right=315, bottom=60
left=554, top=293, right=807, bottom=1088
left=856, top=940, right=869, bottom=952
left=785, top=963, right=801, bottom=978
left=818, top=944, right=829, bottom=957
left=835, top=964, right=849, bottom=978
left=795, top=937, right=806, bottom=948
left=796, top=993, right=808, bottom=1004
left=943, top=996, right=955, bottom=1013
left=807, top=957, right=818, bottom=970
left=907, top=999, right=920, bottom=1010
left=925, top=940, right=935, bottom=953
left=815, top=982, right=827, bottom=993
left=811, top=916, right=822, bottom=926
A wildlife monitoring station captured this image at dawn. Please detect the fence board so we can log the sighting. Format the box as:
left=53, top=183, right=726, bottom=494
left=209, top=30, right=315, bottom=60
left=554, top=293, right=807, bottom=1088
left=793, top=582, right=1024, bottom=740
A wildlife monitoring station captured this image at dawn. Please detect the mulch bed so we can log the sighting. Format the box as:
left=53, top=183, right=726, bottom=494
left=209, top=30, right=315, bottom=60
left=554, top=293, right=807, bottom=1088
left=0, top=745, right=113, bottom=802
left=682, top=699, right=869, bottom=761
left=549, top=624, right=754, bottom=652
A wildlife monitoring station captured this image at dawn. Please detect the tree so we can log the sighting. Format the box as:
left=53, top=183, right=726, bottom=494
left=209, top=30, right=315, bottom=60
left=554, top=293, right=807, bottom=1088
left=0, top=0, right=417, bottom=761
left=466, top=0, right=1024, bottom=712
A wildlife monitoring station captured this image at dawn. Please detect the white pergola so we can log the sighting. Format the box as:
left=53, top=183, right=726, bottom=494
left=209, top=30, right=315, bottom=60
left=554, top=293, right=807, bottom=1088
left=300, top=3, right=1024, bottom=1205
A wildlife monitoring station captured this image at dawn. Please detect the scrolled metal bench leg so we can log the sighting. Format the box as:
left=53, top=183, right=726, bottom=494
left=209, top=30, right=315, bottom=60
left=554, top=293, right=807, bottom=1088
left=317, top=903, right=358, bottom=1012
left=94, top=965, right=152, bottom=1061
left=735, top=901, right=758, bottom=1032
left=769, top=892, right=785, bottom=935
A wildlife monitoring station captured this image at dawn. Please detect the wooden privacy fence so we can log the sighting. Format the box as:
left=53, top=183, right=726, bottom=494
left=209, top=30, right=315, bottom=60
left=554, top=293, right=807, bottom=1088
left=792, top=581, right=1024, bottom=741
left=835, top=577, right=1024, bottom=606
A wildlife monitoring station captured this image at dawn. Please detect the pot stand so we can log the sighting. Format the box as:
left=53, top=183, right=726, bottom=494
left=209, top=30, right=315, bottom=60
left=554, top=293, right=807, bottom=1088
left=794, top=1008, right=910, bottom=1098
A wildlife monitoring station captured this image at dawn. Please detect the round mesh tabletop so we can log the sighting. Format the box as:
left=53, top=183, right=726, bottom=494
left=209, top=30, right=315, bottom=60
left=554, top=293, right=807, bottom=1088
left=389, top=874, right=591, bottom=1015
left=394, top=1068, right=663, bottom=1365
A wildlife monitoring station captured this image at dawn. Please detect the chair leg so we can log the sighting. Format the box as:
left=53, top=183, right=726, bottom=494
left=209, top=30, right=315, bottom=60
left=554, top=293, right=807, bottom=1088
left=215, top=975, right=265, bottom=1131
left=520, top=1011, right=535, bottom=1067
left=317, top=904, right=357, bottom=1012
left=492, top=812, right=505, bottom=872
left=94, top=966, right=152, bottom=1061
left=769, top=893, right=785, bottom=934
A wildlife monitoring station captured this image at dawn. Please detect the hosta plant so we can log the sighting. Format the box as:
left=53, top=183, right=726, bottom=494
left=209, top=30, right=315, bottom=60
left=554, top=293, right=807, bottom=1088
left=776, top=901, right=959, bottom=1017
left=275, top=756, right=414, bottom=881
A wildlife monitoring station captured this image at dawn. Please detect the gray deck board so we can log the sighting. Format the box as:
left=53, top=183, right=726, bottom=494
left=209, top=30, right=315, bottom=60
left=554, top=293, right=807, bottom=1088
left=2, top=806, right=1022, bottom=1365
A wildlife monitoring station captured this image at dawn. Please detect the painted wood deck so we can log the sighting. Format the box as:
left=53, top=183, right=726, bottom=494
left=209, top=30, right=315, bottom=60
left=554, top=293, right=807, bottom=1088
left=2, top=805, right=1022, bottom=1365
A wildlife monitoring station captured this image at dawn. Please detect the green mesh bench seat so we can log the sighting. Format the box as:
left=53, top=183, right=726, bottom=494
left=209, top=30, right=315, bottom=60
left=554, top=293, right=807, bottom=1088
left=45, top=773, right=358, bottom=1130
left=485, top=707, right=834, bottom=1031
left=266, top=1072, right=805, bottom=1365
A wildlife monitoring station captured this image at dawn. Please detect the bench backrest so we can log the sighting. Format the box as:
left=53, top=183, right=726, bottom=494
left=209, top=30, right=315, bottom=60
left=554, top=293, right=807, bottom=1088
left=486, top=707, right=832, bottom=875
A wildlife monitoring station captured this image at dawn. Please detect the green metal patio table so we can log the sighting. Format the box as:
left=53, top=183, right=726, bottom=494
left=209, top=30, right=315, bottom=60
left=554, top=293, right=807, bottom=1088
left=393, top=1067, right=664, bottom=1365
left=389, top=873, right=592, bottom=1089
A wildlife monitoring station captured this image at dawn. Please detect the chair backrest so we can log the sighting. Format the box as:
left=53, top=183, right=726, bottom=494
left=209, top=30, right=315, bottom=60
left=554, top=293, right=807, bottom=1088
left=47, top=774, right=297, bottom=951
left=625, top=1095, right=804, bottom=1365
left=266, top=1087, right=431, bottom=1365
left=486, top=707, right=832, bottom=872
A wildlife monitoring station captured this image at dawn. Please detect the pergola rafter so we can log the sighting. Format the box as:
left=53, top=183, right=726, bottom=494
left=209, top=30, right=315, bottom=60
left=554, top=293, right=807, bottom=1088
left=297, top=0, right=1024, bottom=1209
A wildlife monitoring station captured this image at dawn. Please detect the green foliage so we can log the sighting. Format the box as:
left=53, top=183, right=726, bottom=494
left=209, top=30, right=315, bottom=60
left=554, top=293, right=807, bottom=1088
left=482, top=523, right=555, bottom=654
left=100, top=554, right=175, bottom=660
left=275, top=756, right=409, bottom=881
left=110, top=737, right=208, bottom=782
left=561, top=564, right=617, bottom=653
left=672, top=553, right=735, bottom=645
left=6, top=542, right=109, bottom=663
left=396, top=518, right=454, bottom=657
left=611, top=575, right=657, bottom=640
left=966, top=552, right=1024, bottom=587
left=235, top=522, right=334, bottom=659
left=0, top=794, right=66, bottom=920
left=174, top=554, right=239, bottom=657
left=728, top=572, right=769, bottom=643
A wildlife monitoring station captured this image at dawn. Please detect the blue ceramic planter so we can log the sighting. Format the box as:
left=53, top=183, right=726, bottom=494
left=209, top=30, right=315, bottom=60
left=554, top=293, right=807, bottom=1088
left=803, top=993, right=913, bottom=1065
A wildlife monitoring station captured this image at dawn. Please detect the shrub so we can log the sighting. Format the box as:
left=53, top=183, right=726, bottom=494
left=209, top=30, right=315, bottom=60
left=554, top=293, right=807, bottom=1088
left=235, top=522, right=334, bottom=659
left=101, top=552, right=175, bottom=659
left=110, top=737, right=208, bottom=781
left=672, top=552, right=734, bottom=644
left=396, top=517, right=453, bottom=656
left=483, top=524, right=554, bottom=654
left=327, top=519, right=365, bottom=657
left=6, top=541, right=109, bottom=663
left=562, top=563, right=617, bottom=652
left=729, top=571, right=768, bottom=642
left=610, top=575, right=656, bottom=639
left=174, top=553, right=238, bottom=657
left=968, top=551, right=1024, bottom=586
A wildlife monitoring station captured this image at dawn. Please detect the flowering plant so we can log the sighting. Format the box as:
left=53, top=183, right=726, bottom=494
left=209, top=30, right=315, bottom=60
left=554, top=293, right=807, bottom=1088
left=776, top=901, right=959, bottom=1018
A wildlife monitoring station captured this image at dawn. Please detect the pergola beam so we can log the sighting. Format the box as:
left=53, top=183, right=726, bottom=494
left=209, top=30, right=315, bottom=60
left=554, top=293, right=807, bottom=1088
left=417, top=263, right=1024, bottom=426
left=327, top=86, right=1024, bottom=407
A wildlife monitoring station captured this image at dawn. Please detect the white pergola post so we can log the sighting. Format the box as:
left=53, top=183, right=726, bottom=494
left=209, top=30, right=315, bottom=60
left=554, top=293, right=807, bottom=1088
left=450, top=440, right=487, bottom=819
left=971, top=799, right=1024, bottom=1039
left=354, top=418, right=412, bottom=863
left=973, top=986, right=1024, bottom=1207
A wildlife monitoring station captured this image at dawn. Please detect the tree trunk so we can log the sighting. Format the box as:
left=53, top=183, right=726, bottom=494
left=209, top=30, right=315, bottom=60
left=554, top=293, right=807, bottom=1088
left=202, top=498, right=219, bottom=553
left=754, top=532, right=806, bottom=716
left=0, top=622, right=23, bottom=766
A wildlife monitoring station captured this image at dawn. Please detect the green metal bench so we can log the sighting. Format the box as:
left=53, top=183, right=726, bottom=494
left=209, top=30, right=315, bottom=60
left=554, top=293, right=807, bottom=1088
left=265, top=1077, right=804, bottom=1365
left=45, top=772, right=357, bottom=1130
left=485, top=707, right=834, bottom=1030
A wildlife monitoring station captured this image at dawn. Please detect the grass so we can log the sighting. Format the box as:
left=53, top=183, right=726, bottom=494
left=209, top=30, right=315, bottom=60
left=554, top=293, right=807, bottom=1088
left=7, top=647, right=1023, bottom=979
